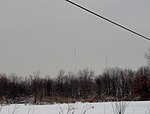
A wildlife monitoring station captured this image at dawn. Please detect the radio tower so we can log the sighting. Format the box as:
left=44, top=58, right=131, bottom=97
left=106, top=57, right=108, bottom=70
left=74, top=46, right=77, bottom=76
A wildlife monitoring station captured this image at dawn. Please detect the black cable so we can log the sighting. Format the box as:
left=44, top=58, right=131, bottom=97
left=66, top=0, right=150, bottom=41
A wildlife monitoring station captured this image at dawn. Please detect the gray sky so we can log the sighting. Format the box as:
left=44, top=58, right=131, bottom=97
left=0, top=0, right=150, bottom=77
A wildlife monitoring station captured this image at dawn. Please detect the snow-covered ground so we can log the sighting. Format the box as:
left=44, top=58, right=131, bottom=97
left=0, top=101, right=150, bottom=114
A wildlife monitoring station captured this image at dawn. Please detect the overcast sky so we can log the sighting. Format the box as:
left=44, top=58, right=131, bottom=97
left=0, top=0, right=150, bottom=77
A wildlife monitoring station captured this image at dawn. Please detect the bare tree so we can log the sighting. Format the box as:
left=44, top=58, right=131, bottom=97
left=145, top=49, right=150, bottom=65
left=136, top=66, right=150, bottom=100
left=95, top=75, right=104, bottom=96
left=30, top=71, right=44, bottom=104
left=78, top=68, right=94, bottom=98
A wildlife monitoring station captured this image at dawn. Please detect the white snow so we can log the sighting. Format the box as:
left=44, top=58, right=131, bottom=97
left=0, top=101, right=150, bottom=114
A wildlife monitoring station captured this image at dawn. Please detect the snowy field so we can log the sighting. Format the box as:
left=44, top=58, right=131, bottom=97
left=0, top=101, right=150, bottom=114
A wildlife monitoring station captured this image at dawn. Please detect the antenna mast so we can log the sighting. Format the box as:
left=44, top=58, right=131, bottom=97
left=106, top=57, right=108, bottom=69
left=74, top=46, right=77, bottom=76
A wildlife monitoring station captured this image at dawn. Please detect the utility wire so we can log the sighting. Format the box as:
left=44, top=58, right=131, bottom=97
left=66, top=0, right=150, bottom=41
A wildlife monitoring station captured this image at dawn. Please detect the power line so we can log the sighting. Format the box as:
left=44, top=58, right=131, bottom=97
left=66, top=0, right=150, bottom=41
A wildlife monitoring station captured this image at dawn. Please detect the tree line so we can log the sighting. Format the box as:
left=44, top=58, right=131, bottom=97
left=0, top=66, right=149, bottom=104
